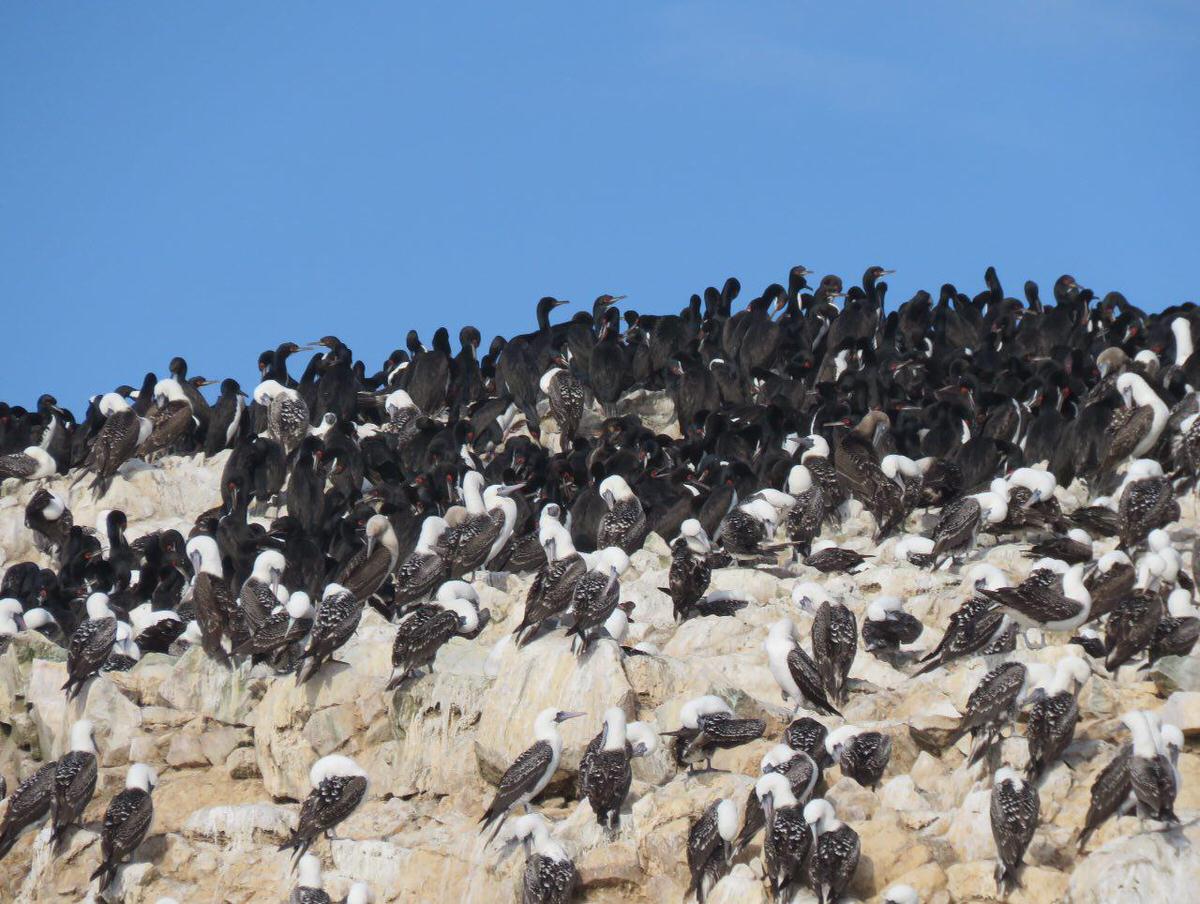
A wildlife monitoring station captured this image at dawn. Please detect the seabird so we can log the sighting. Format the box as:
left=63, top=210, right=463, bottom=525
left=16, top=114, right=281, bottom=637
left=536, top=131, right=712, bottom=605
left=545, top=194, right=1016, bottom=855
left=292, top=853, right=332, bottom=904
left=687, top=798, right=738, bottom=904
left=755, top=773, right=810, bottom=904
left=254, top=379, right=310, bottom=454
left=577, top=707, right=634, bottom=832
left=764, top=619, right=841, bottom=716
left=978, top=561, right=1092, bottom=639
left=928, top=491, right=1007, bottom=567
left=804, top=797, right=860, bottom=904
left=62, top=592, right=118, bottom=700
left=480, top=708, right=583, bottom=844
left=1025, top=658, right=1091, bottom=781
left=1117, top=460, right=1179, bottom=549
left=735, top=744, right=820, bottom=852
left=514, top=516, right=586, bottom=645
left=784, top=717, right=831, bottom=765
left=0, top=444, right=57, bottom=481
left=296, top=583, right=362, bottom=685
left=1104, top=587, right=1164, bottom=673
left=805, top=541, right=872, bottom=574
left=239, top=548, right=287, bottom=633
left=0, top=760, right=55, bottom=861
left=186, top=534, right=236, bottom=664
left=335, top=513, right=400, bottom=602
left=825, top=725, right=891, bottom=789
left=387, top=586, right=480, bottom=688
left=1145, top=586, right=1200, bottom=666
left=946, top=661, right=1046, bottom=766
left=833, top=410, right=906, bottom=540
left=232, top=589, right=315, bottom=666
left=596, top=475, right=647, bottom=554
left=280, top=755, right=369, bottom=861
left=784, top=464, right=828, bottom=557
left=23, top=488, right=73, bottom=558
left=1122, top=709, right=1178, bottom=824
left=381, top=388, right=421, bottom=444
left=1084, top=550, right=1136, bottom=619
left=392, top=516, right=449, bottom=610
left=811, top=599, right=857, bottom=705
left=884, top=885, right=920, bottom=904
left=341, top=882, right=373, bottom=904
left=499, top=812, right=579, bottom=904
left=663, top=695, right=766, bottom=773
left=50, top=719, right=99, bottom=847
left=861, top=595, right=923, bottom=656
left=76, top=393, right=152, bottom=497
left=91, top=763, right=156, bottom=893
left=540, top=360, right=585, bottom=445
left=666, top=519, right=717, bottom=621
left=990, top=766, right=1039, bottom=895
left=564, top=547, right=630, bottom=655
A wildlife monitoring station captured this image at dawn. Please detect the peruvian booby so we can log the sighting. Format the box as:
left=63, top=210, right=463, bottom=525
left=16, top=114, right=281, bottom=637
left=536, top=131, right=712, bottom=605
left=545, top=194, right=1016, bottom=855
left=596, top=475, right=647, bottom=554
left=764, top=619, right=842, bottom=717
left=825, top=725, right=891, bottom=789
left=91, top=763, right=156, bottom=892
left=232, top=590, right=314, bottom=667
left=663, top=695, right=766, bottom=773
left=51, top=719, right=99, bottom=847
left=280, top=755, right=369, bottom=861
left=186, top=534, right=236, bottom=664
left=0, top=445, right=57, bottom=481
left=946, top=661, right=1047, bottom=766
left=292, top=853, right=332, bottom=904
left=296, top=583, right=362, bottom=685
left=387, top=586, right=480, bottom=688
left=1104, top=588, right=1164, bottom=672
left=990, top=766, right=1039, bottom=895
left=239, top=548, right=286, bottom=632
left=392, top=516, right=449, bottom=610
left=0, top=760, right=55, bottom=861
left=784, top=464, right=827, bottom=557
left=1123, top=709, right=1178, bottom=824
left=334, top=514, right=399, bottom=602
left=499, top=812, right=579, bottom=904
left=480, top=708, right=584, bottom=844
left=1145, top=586, right=1200, bottom=665
left=804, top=797, right=860, bottom=904
left=254, top=379, right=310, bottom=454
left=686, top=798, right=738, bottom=904
left=62, top=592, right=118, bottom=700
left=1025, top=658, right=1091, bottom=781
left=666, top=519, right=716, bottom=621
left=861, top=595, right=923, bottom=656
left=805, top=541, right=872, bottom=574
left=514, top=517, right=585, bottom=645
left=811, top=599, right=857, bottom=705
left=756, top=772, right=810, bottom=904
left=540, top=361, right=585, bottom=444
left=577, top=707, right=634, bottom=832
left=977, top=561, right=1092, bottom=637
left=565, top=547, right=630, bottom=655
left=735, top=744, right=820, bottom=852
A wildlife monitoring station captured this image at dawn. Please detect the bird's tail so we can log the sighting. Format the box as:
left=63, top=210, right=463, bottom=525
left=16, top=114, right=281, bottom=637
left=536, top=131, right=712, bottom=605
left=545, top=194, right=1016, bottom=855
left=89, top=860, right=116, bottom=889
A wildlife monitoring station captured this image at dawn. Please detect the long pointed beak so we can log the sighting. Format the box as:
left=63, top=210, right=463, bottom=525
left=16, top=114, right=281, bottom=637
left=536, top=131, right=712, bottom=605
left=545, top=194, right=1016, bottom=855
left=556, top=711, right=586, bottom=722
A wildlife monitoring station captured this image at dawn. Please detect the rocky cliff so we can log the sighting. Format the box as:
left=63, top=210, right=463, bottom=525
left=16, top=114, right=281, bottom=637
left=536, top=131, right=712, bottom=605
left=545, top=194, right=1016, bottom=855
left=1, top=439, right=1199, bottom=903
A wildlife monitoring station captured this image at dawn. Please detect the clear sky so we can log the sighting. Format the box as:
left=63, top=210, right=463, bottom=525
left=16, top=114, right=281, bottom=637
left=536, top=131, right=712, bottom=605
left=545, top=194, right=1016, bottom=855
left=3, top=2, right=1197, bottom=411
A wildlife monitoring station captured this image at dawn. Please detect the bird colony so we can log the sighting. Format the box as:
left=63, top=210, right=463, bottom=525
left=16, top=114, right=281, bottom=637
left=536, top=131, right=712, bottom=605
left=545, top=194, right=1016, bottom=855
left=2, top=267, right=1200, bottom=903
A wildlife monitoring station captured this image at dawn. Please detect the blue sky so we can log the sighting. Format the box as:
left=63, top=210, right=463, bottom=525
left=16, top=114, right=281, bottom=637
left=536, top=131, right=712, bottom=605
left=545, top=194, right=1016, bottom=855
left=3, top=3, right=1197, bottom=410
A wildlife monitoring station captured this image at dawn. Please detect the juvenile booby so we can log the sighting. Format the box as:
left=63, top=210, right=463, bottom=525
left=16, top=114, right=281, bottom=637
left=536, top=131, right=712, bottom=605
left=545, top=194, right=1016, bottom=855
left=91, top=763, right=156, bottom=893
left=687, top=798, right=738, bottom=904
left=861, top=595, right=923, bottom=656
left=500, top=812, right=579, bottom=904
left=296, top=583, right=362, bottom=685
left=481, top=708, right=583, bottom=844
left=577, top=707, right=634, bottom=832
left=811, top=599, right=857, bottom=705
left=292, top=853, right=332, bottom=904
left=596, top=475, right=647, bottom=553
left=764, top=619, right=842, bottom=717
left=663, top=695, right=766, bottom=772
left=990, top=766, right=1039, bottom=895
left=1025, top=658, right=1091, bottom=781
left=825, top=725, right=891, bottom=789
left=62, top=592, right=118, bottom=700
left=280, top=755, right=369, bottom=861
left=804, top=797, right=860, bottom=904
left=51, top=719, right=99, bottom=847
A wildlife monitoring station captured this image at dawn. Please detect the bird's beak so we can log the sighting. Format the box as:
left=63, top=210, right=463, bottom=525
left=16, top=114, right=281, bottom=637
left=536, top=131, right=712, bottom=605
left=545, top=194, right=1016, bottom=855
left=880, top=269, right=895, bottom=276
left=556, top=711, right=586, bottom=723
left=762, top=793, right=775, bottom=825
left=498, top=483, right=526, bottom=497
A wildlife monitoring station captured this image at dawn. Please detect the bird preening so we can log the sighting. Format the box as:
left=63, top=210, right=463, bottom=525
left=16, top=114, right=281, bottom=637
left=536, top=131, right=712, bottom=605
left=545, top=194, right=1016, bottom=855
left=1, top=263, right=1198, bottom=901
